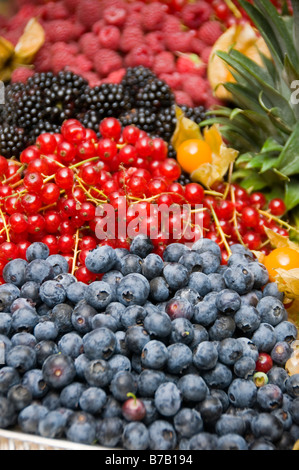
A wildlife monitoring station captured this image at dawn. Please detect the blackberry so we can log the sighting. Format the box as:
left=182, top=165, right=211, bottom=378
left=155, top=106, right=177, bottom=141
left=180, top=105, right=207, bottom=125
left=121, top=66, right=157, bottom=104
left=0, top=125, right=29, bottom=159
left=119, top=108, right=157, bottom=136
left=135, top=79, right=175, bottom=110
left=177, top=172, right=192, bottom=186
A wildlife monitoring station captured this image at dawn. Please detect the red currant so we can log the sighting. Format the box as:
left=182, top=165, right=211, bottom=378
left=36, top=133, right=57, bottom=154
left=256, top=352, right=273, bottom=373
left=99, top=117, right=122, bottom=140
left=184, top=183, right=205, bottom=205
left=97, top=138, right=118, bottom=161
left=57, top=141, right=77, bottom=163
left=55, top=167, right=74, bottom=190
left=23, top=171, right=44, bottom=193
left=268, top=198, right=286, bottom=217
left=159, top=159, right=181, bottom=181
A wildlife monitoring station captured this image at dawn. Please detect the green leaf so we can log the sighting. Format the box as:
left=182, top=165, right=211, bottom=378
left=260, top=137, right=283, bottom=153
left=292, top=0, right=299, bottom=57
left=276, top=122, right=299, bottom=175
left=260, top=156, right=280, bottom=173
left=285, top=178, right=299, bottom=211
left=236, top=152, right=255, bottom=164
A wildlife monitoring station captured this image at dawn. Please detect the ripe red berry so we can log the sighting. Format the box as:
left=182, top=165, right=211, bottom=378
left=99, top=117, right=122, bottom=140
left=20, top=145, right=40, bottom=164
left=97, top=138, right=118, bottom=161
left=256, top=352, right=273, bottom=374
left=57, top=141, right=77, bottom=163
left=159, top=158, right=181, bottom=181
left=121, top=394, right=146, bottom=421
left=184, top=183, right=204, bottom=205
left=62, top=121, right=86, bottom=145
left=241, top=206, right=260, bottom=228
left=9, top=213, right=28, bottom=234
left=36, top=133, right=57, bottom=154
left=122, top=125, right=140, bottom=145
left=23, top=171, right=44, bottom=193
left=249, top=192, right=267, bottom=209
left=41, top=183, right=61, bottom=205
left=268, top=198, right=286, bottom=217
left=55, top=167, right=74, bottom=189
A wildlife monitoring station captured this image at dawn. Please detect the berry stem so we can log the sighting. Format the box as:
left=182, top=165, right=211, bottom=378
left=126, top=392, right=137, bottom=405
left=0, top=207, right=10, bottom=242
left=209, top=203, right=232, bottom=257
left=224, top=0, right=242, bottom=18
left=230, top=185, right=246, bottom=246
left=69, top=157, right=100, bottom=170
left=259, top=209, right=299, bottom=235
left=71, top=229, right=80, bottom=276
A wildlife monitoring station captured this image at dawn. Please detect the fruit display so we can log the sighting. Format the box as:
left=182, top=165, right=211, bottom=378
left=0, top=0, right=298, bottom=453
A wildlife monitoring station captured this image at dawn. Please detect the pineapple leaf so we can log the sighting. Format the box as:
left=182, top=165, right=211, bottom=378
left=275, top=122, right=299, bottom=176
left=258, top=92, right=294, bottom=135
left=291, top=0, right=299, bottom=57
left=285, top=178, right=299, bottom=211
left=260, top=156, right=281, bottom=174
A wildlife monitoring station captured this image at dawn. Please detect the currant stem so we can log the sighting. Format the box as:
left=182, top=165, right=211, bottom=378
left=69, top=157, right=100, bottom=169
left=71, top=229, right=80, bottom=276
left=259, top=209, right=299, bottom=235
left=0, top=207, right=10, bottom=242
left=209, top=203, right=232, bottom=257
left=230, top=185, right=247, bottom=246
left=224, top=0, right=242, bottom=18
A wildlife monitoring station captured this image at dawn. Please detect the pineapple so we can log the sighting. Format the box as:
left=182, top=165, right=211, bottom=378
left=203, top=0, right=299, bottom=222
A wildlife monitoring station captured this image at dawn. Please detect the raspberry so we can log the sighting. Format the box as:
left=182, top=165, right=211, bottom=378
left=124, top=12, right=142, bottom=28
left=52, top=42, right=79, bottom=55
left=141, top=2, right=167, bottom=31
left=159, top=72, right=182, bottom=90
left=190, top=37, right=206, bottom=55
left=165, top=31, right=194, bottom=53
left=78, top=71, right=102, bottom=88
left=40, top=1, right=68, bottom=20
left=198, top=21, right=223, bottom=46
left=44, top=20, right=76, bottom=43
left=173, top=90, right=194, bottom=108
left=92, top=20, right=106, bottom=35
left=105, top=68, right=126, bottom=84
left=176, top=55, right=205, bottom=77
left=75, top=0, right=102, bottom=29
left=201, top=46, right=212, bottom=64
left=162, top=14, right=181, bottom=34
left=103, top=5, right=127, bottom=27
left=181, top=2, right=213, bottom=29
left=93, top=49, right=123, bottom=77
left=79, top=33, right=100, bottom=61
left=75, top=54, right=93, bottom=72
left=11, top=67, right=34, bottom=84
left=182, top=74, right=209, bottom=106
left=119, top=27, right=144, bottom=53
left=145, top=32, right=165, bottom=54
left=98, top=25, right=121, bottom=50
left=33, top=44, right=52, bottom=73
left=51, top=49, right=77, bottom=74
left=124, top=45, right=154, bottom=69
left=63, top=0, right=81, bottom=12
left=153, top=51, right=176, bottom=76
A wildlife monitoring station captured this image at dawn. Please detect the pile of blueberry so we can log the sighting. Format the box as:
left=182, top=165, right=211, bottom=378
left=0, top=236, right=298, bottom=450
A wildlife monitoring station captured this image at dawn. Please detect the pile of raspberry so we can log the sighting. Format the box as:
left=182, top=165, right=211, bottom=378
left=1, top=0, right=238, bottom=109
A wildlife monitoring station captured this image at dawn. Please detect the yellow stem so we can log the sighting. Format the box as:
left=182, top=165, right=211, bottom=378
left=224, top=0, right=242, bottom=18
left=69, top=157, right=100, bottom=170
left=259, top=209, right=299, bottom=235
left=230, top=185, right=247, bottom=247
left=210, top=204, right=232, bottom=257
left=0, top=207, right=10, bottom=242
left=71, top=229, right=80, bottom=276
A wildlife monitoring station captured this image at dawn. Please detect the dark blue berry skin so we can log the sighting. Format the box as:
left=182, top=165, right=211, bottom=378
left=130, top=234, right=153, bottom=258
left=108, top=354, right=131, bottom=375
left=38, top=410, right=67, bottom=439
left=101, top=396, right=122, bottom=419
left=50, top=303, right=73, bottom=335
left=3, top=259, right=28, bottom=287
left=83, top=327, right=116, bottom=360
left=197, top=251, right=221, bottom=275
left=263, top=282, right=284, bottom=301
left=163, top=263, right=189, bottom=291
left=34, top=320, right=59, bottom=342
left=192, top=238, right=221, bottom=259
left=142, top=253, right=164, bottom=280
left=285, top=374, right=299, bottom=398
left=174, top=408, right=203, bottom=438
left=193, top=341, right=218, bottom=370
left=18, top=403, right=48, bottom=434
left=249, top=439, right=276, bottom=450
left=85, top=245, right=117, bottom=273
left=271, top=341, right=292, bottom=366
left=66, top=411, right=97, bottom=445
left=35, top=340, right=59, bottom=367
left=174, top=287, right=202, bottom=307
left=201, top=362, right=233, bottom=390
left=79, top=387, right=107, bottom=415
left=234, top=305, right=261, bottom=335
left=71, top=300, right=96, bottom=334
left=216, top=289, right=241, bottom=315
left=238, top=337, right=259, bottom=362
left=116, top=273, right=150, bottom=306
left=223, top=264, right=255, bottom=294
left=208, top=315, right=236, bottom=341
left=11, top=307, right=39, bottom=333
left=114, top=331, right=130, bottom=357
left=274, top=321, right=298, bottom=344
left=122, top=422, right=149, bottom=450
left=110, top=371, right=138, bottom=402
left=39, top=280, right=66, bottom=307
left=137, top=370, right=166, bottom=397
left=42, top=353, right=76, bottom=389
left=187, top=272, right=212, bottom=298
left=250, top=261, right=269, bottom=288
left=217, top=433, right=248, bottom=450
left=251, top=412, right=284, bottom=442
left=84, top=281, right=115, bottom=311
left=96, top=417, right=124, bottom=448
left=272, top=408, right=293, bottom=430
left=149, top=276, right=170, bottom=302
left=0, top=366, right=20, bottom=394
left=0, top=396, right=17, bottom=428
left=170, top=317, right=194, bottom=345
left=178, top=250, right=204, bottom=273
left=268, top=366, right=289, bottom=392
left=154, top=381, right=181, bottom=417
left=57, top=332, right=83, bottom=359
left=148, top=419, right=177, bottom=450
left=120, top=305, right=146, bottom=329
left=251, top=323, right=277, bottom=352
left=20, top=281, right=41, bottom=304
left=141, top=339, right=169, bottom=369
left=74, top=354, right=90, bottom=381
left=193, top=299, right=218, bottom=327
left=289, top=398, right=299, bottom=425
left=124, top=325, right=150, bottom=354
left=0, top=312, right=12, bottom=336
left=188, top=432, right=218, bottom=450
left=163, top=243, right=189, bottom=262
left=120, top=253, right=143, bottom=275
left=228, top=378, right=257, bottom=408
left=207, top=273, right=226, bottom=292
left=177, top=373, right=208, bottom=402
left=6, top=345, right=37, bottom=373
left=227, top=253, right=253, bottom=267
left=59, top=382, right=86, bottom=410
left=7, top=384, right=32, bottom=411
left=91, top=313, right=118, bottom=332
left=25, top=259, right=54, bottom=284
left=233, top=356, right=256, bottom=379
left=54, top=273, right=76, bottom=290
left=210, top=389, right=230, bottom=413
left=215, top=413, right=246, bottom=436
left=46, top=254, right=70, bottom=276
left=22, top=369, right=49, bottom=399
left=197, top=395, right=223, bottom=425
left=105, top=302, right=125, bottom=330
left=256, top=296, right=287, bottom=326
left=26, top=242, right=50, bottom=262
left=0, top=283, right=20, bottom=304
left=83, top=359, right=112, bottom=388
left=66, top=281, right=87, bottom=304
left=102, top=270, right=123, bottom=288
left=166, top=343, right=192, bottom=375
left=217, top=338, right=243, bottom=365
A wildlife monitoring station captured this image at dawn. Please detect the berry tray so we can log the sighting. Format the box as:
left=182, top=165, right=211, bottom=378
left=0, top=428, right=108, bottom=450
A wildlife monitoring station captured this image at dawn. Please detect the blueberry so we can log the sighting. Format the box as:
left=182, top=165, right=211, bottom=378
left=38, top=410, right=67, bottom=439
left=101, top=396, right=122, bottom=419
left=66, top=411, right=96, bottom=445
left=238, top=337, right=259, bottom=362
left=234, top=305, right=261, bottom=334
left=228, top=378, right=257, bottom=408
left=25, top=259, right=54, bottom=284
left=217, top=433, right=248, bottom=450
left=18, top=403, right=48, bottom=434
left=11, top=307, right=39, bottom=333
left=285, top=374, right=299, bottom=398
left=149, top=276, right=170, bottom=302
left=20, top=281, right=41, bottom=304
left=85, top=245, right=117, bottom=273
left=6, top=345, right=37, bottom=373
left=233, top=356, right=256, bottom=379
left=108, top=354, right=131, bottom=374
left=102, top=270, right=123, bottom=287
left=0, top=283, right=20, bottom=306
left=256, top=296, right=287, bottom=326
left=10, top=297, right=35, bottom=314
left=46, top=254, right=70, bottom=276
left=188, top=432, right=218, bottom=450
left=0, top=366, right=20, bottom=394
left=79, top=387, right=107, bottom=415
left=114, top=330, right=130, bottom=357
left=192, top=238, right=221, bottom=259
left=197, top=395, right=223, bottom=425
left=207, top=273, right=226, bottom=292
left=251, top=412, right=284, bottom=442
left=141, top=253, right=164, bottom=280
left=22, top=369, right=49, bottom=399
left=137, top=370, right=166, bottom=397
left=274, top=321, right=298, bottom=344
left=170, top=317, right=194, bottom=344
left=249, top=438, right=276, bottom=450
left=196, top=251, right=221, bottom=275
left=83, top=327, right=116, bottom=360
left=60, top=382, right=86, bottom=410
left=42, top=353, right=76, bottom=389
left=120, top=305, right=146, bottom=329
left=215, top=289, right=241, bottom=315
left=289, top=398, right=299, bottom=425
left=263, top=282, right=284, bottom=301
left=240, top=291, right=260, bottom=307
left=210, top=389, right=230, bottom=412
left=122, top=422, right=149, bottom=450
left=272, top=408, right=293, bottom=430
left=193, top=341, right=218, bottom=370
left=217, top=338, right=243, bottom=365
left=110, top=371, right=137, bottom=401
left=177, top=374, right=208, bottom=402
left=120, top=253, right=143, bottom=275
left=35, top=340, right=59, bottom=367
left=54, top=273, right=76, bottom=290
left=223, top=264, right=255, bottom=294
left=34, top=320, right=59, bottom=342
left=11, top=332, right=36, bottom=349
left=71, top=300, right=97, bottom=334
left=163, top=262, right=189, bottom=291
left=142, top=398, right=159, bottom=426
left=215, top=413, right=246, bottom=436
left=268, top=366, right=289, bottom=391
left=96, top=417, right=123, bottom=447
left=130, top=234, right=153, bottom=258
left=116, top=273, right=150, bottom=306
left=174, top=287, right=202, bottom=306
left=173, top=408, right=203, bottom=438
left=201, top=362, right=233, bottom=389
left=124, top=325, right=150, bottom=354
left=39, top=280, right=66, bottom=307
left=148, top=420, right=177, bottom=450
left=250, top=323, right=277, bottom=352
left=7, top=384, right=32, bottom=411
left=66, top=281, right=87, bottom=304
left=74, top=353, right=90, bottom=381
left=178, top=250, right=204, bottom=272
left=163, top=243, right=189, bottom=262
left=271, top=341, right=292, bottom=366
left=187, top=271, right=212, bottom=297
left=26, top=242, right=50, bottom=262
left=3, top=258, right=28, bottom=287
left=84, top=281, right=114, bottom=311
left=105, top=302, right=126, bottom=330
left=0, top=312, right=12, bottom=336
left=140, top=339, right=168, bottom=369
left=166, top=343, right=192, bottom=374
left=227, top=253, right=253, bottom=267
left=208, top=315, right=236, bottom=341
left=57, top=332, right=83, bottom=359
left=84, top=358, right=112, bottom=388
left=249, top=261, right=269, bottom=288
left=192, top=299, right=218, bottom=327
left=91, top=313, right=119, bottom=332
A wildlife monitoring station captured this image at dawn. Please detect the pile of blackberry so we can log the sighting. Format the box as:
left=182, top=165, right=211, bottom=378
left=0, top=67, right=207, bottom=159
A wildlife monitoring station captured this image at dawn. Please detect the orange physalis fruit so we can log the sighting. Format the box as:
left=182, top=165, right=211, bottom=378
left=176, top=139, right=213, bottom=174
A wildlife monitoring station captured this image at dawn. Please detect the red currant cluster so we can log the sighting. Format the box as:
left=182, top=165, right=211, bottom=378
left=0, top=117, right=291, bottom=284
